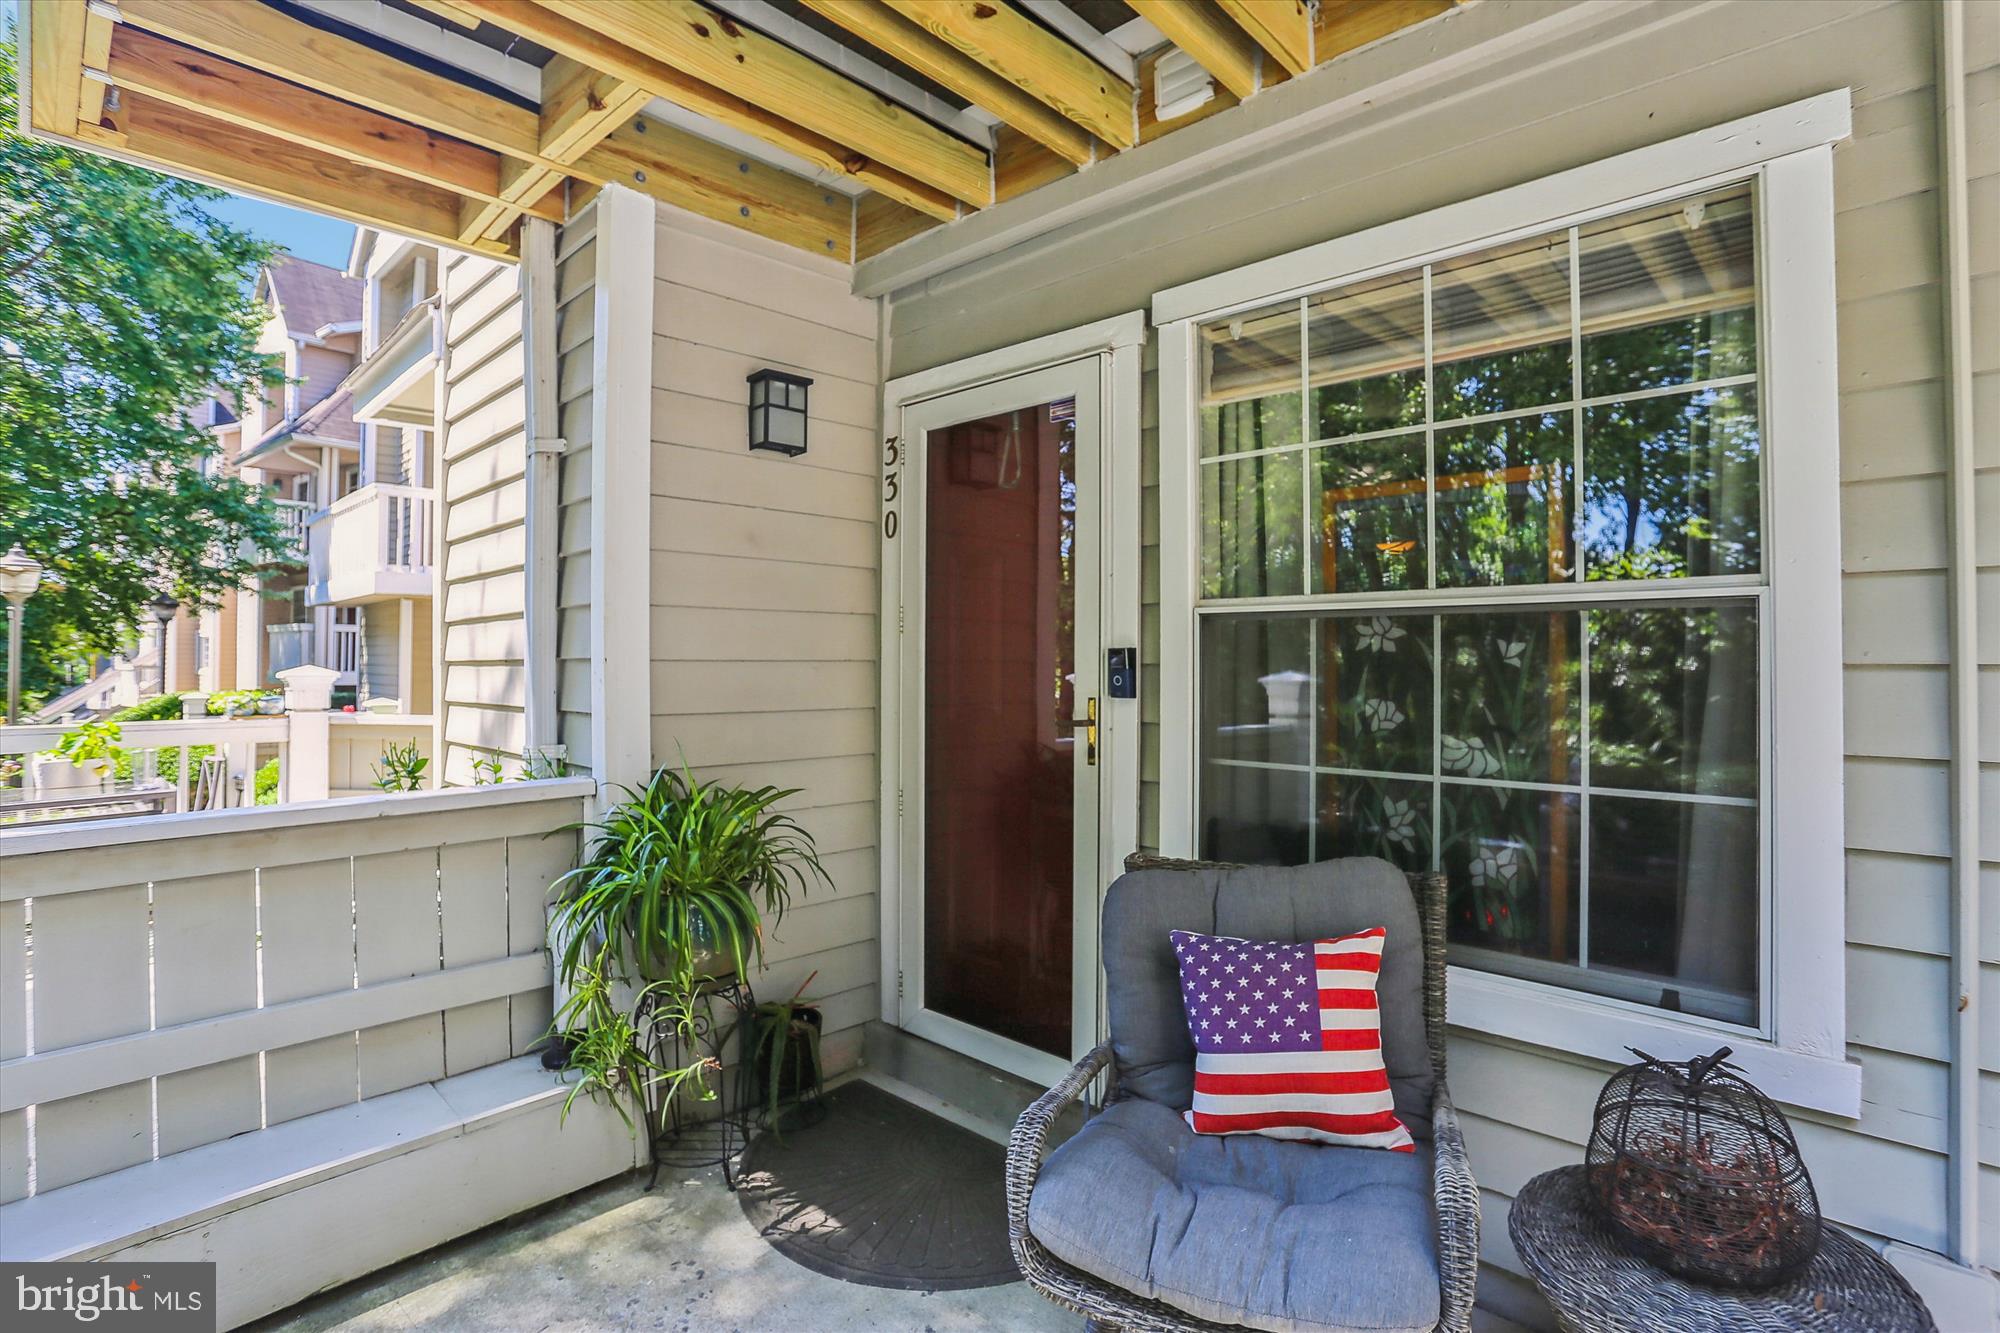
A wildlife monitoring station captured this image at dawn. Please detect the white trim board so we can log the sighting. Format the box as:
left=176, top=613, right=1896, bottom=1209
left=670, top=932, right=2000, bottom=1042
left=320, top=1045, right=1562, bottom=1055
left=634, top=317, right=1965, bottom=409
left=586, top=186, right=656, bottom=796
left=1151, top=97, right=1854, bottom=1116
left=1151, top=89, right=1852, bottom=324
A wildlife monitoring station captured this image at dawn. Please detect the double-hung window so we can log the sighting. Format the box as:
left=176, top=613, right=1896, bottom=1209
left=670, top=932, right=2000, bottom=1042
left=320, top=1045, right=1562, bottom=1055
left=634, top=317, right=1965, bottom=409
left=1155, top=97, right=1853, bottom=1111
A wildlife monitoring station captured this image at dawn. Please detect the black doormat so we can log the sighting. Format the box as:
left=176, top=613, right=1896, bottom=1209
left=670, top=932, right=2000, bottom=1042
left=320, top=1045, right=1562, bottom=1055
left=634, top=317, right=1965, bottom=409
left=735, top=1079, right=1018, bottom=1291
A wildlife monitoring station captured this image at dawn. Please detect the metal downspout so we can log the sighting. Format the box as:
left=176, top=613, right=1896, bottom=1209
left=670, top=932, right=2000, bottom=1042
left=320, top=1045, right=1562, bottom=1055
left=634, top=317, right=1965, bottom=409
left=1937, top=0, right=1981, bottom=1272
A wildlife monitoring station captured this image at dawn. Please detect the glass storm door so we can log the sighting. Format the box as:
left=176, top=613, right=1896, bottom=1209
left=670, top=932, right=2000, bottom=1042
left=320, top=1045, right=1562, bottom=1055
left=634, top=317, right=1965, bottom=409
left=896, top=360, right=1103, bottom=1083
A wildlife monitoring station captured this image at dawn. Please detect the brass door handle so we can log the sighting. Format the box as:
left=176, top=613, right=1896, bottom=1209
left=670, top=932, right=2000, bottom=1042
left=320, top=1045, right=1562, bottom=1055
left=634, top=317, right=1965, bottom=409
left=1058, top=695, right=1098, bottom=766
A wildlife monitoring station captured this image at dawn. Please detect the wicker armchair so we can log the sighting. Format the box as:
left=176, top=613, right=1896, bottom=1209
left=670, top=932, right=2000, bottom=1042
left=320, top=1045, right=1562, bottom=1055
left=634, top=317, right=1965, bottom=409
left=1006, top=854, right=1479, bottom=1333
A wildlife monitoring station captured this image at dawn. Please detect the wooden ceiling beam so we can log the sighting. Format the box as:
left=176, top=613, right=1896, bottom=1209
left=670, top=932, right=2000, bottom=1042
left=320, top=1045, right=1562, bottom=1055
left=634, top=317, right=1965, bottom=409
left=1126, top=0, right=1259, bottom=101
left=77, top=5, right=114, bottom=128
left=455, top=0, right=962, bottom=221
left=1315, top=1, right=1456, bottom=66
left=799, top=0, right=1096, bottom=168
left=27, top=0, right=87, bottom=135
left=406, top=0, right=484, bottom=28
left=574, top=117, right=853, bottom=261
left=86, top=89, right=509, bottom=256
left=118, top=0, right=558, bottom=168
left=533, top=0, right=991, bottom=207
left=855, top=192, right=938, bottom=262
left=459, top=54, right=648, bottom=243
left=1216, top=0, right=1312, bottom=78
left=881, top=0, right=1135, bottom=151
left=102, top=26, right=562, bottom=224
left=540, top=54, right=649, bottom=163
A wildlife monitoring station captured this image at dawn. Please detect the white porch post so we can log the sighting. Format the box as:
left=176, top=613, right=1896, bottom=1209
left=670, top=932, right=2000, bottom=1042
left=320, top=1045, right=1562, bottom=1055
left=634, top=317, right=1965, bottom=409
left=276, top=665, right=337, bottom=802
left=396, top=598, right=415, bottom=710
left=587, top=186, right=655, bottom=798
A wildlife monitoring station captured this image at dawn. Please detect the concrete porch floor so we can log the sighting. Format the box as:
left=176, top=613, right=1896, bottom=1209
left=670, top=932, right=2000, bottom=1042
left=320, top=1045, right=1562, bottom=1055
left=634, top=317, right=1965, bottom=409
left=250, top=1156, right=1071, bottom=1333
left=249, top=1069, right=1536, bottom=1333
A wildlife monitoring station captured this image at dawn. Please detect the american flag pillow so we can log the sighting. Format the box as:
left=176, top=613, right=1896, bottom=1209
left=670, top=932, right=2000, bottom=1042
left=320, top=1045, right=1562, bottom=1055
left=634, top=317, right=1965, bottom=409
left=1171, top=926, right=1414, bottom=1152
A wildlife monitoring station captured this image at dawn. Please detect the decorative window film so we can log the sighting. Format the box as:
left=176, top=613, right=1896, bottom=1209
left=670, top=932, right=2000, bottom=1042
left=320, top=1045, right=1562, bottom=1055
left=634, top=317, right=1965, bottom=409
left=1194, top=183, right=1765, bottom=1028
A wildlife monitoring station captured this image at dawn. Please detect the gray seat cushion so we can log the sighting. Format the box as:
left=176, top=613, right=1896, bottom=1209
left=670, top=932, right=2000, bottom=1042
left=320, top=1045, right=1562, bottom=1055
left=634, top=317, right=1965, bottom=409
left=1029, top=1097, right=1441, bottom=1333
left=1102, top=858, right=1434, bottom=1139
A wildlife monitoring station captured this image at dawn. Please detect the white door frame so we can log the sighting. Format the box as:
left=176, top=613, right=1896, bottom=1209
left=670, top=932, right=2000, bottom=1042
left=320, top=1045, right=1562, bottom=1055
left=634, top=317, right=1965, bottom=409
left=879, top=311, right=1146, bottom=1085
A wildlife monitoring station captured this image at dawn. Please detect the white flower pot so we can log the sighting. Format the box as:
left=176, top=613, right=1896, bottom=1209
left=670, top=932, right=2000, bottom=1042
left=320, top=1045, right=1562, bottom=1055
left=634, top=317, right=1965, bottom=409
left=32, top=755, right=112, bottom=793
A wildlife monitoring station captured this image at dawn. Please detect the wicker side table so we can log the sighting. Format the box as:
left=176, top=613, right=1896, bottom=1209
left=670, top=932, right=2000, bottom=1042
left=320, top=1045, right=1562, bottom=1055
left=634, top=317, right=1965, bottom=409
left=1508, top=1167, right=1935, bottom=1332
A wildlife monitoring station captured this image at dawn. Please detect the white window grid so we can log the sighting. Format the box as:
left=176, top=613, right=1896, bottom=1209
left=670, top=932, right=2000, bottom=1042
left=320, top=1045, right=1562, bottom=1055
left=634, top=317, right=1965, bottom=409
left=1192, top=185, right=1773, bottom=1036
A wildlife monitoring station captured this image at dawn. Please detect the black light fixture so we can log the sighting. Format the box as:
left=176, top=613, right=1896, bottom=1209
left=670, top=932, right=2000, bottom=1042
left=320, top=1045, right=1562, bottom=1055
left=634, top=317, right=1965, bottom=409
left=747, top=368, right=813, bottom=457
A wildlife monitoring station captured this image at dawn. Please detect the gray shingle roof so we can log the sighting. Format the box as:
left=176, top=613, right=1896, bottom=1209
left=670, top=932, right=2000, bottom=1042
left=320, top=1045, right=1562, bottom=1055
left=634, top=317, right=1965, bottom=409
left=261, top=254, right=362, bottom=340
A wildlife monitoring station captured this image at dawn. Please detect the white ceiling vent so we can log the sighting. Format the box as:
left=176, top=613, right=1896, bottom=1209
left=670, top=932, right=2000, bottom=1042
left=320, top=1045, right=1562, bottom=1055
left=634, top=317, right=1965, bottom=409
left=1153, top=47, right=1215, bottom=122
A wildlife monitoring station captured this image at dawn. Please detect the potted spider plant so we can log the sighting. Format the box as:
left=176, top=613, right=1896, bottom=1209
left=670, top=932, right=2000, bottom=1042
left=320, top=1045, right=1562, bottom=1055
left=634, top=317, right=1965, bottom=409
left=548, top=762, right=829, bottom=1133
left=742, top=971, right=823, bottom=1138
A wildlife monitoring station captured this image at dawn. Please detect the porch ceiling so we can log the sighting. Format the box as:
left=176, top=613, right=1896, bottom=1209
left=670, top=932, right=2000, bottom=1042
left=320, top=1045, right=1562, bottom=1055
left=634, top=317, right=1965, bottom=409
left=22, top=0, right=1459, bottom=264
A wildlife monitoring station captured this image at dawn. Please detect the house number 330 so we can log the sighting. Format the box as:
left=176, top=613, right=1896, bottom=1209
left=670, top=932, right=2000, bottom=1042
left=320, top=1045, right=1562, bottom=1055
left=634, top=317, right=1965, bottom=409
left=882, top=437, right=900, bottom=539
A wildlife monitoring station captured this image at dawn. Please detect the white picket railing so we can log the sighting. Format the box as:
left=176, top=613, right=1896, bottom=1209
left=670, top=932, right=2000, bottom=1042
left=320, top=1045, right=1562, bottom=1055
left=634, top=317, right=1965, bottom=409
left=0, top=778, right=590, bottom=1207
left=0, top=716, right=291, bottom=819
left=1, top=714, right=436, bottom=821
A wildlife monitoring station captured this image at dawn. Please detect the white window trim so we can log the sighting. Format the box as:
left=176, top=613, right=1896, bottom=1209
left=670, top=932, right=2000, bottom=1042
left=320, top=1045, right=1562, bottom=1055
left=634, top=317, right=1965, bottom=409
left=1153, top=92, right=1857, bottom=1116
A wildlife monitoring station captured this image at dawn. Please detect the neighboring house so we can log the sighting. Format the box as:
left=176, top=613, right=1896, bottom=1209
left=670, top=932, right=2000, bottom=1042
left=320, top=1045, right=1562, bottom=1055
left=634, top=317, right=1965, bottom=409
left=185, top=246, right=440, bottom=711
left=11, top=3, right=1996, bottom=1330
left=183, top=253, right=364, bottom=697
left=315, top=228, right=442, bottom=713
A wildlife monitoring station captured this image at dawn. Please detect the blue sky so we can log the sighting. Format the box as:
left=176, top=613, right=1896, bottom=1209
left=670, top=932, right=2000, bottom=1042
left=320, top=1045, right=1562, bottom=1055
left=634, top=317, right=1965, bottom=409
left=205, top=192, right=356, bottom=270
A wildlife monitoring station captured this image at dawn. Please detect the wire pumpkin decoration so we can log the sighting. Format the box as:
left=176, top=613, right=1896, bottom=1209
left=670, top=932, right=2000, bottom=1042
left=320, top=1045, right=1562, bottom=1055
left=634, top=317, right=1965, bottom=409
left=1584, top=1046, right=1822, bottom=1289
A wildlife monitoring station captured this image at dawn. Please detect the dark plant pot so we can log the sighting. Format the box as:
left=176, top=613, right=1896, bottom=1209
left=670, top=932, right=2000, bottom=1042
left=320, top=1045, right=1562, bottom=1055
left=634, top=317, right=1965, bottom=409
left=541, top=1031, right=581, bottom=1071
left=752, top=1005, right=823, bottom=1106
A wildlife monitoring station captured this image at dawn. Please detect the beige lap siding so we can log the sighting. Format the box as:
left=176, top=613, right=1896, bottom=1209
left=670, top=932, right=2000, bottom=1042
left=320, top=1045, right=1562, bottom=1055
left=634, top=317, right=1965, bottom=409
left=437, top=251, right=531, bottom=784
left=649, top=208, right=884, bottom=1080
left=882, top=0, right=2000, bottom=1306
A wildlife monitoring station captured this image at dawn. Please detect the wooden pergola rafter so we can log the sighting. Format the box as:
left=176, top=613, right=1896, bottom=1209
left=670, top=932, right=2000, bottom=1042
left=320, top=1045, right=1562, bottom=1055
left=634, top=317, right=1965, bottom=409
left=21, top=0, right=1465, bottom=266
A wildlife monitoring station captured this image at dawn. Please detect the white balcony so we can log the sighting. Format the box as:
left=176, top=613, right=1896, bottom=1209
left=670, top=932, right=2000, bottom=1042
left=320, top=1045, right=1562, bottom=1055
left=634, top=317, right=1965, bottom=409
left=349, top=298, right=440, bottom=428
left=306, top=482, right=435, bottom=606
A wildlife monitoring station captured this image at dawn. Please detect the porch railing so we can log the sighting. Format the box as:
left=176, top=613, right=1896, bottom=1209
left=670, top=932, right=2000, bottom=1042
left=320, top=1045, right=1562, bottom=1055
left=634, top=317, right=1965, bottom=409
left=1, top=716, right=292, bottom=818
left=0, top=778, right=590, bottom=1206
left=1, top=713, right=434, bottom=820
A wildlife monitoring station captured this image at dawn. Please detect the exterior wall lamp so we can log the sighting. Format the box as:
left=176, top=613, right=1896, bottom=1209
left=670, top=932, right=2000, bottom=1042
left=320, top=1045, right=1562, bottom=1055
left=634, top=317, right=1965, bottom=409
left=747, top=368, right=813, bottom=457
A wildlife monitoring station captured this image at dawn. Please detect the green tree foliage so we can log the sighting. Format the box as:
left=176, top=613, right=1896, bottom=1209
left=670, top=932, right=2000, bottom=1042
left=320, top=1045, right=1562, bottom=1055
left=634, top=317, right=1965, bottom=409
left=0, top=36, right=284, bottom=705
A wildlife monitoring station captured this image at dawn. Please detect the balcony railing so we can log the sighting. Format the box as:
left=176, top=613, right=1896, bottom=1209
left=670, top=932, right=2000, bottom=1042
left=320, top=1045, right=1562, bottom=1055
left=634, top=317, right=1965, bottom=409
left=264, top=498, right=312, bottom=564
left=306, top=483, right=435, bottom=605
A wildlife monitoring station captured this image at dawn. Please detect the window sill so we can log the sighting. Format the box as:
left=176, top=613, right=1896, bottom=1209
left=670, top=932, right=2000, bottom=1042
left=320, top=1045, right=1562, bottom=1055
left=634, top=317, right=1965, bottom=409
left=1447, top=967, right=1861, bottom=1118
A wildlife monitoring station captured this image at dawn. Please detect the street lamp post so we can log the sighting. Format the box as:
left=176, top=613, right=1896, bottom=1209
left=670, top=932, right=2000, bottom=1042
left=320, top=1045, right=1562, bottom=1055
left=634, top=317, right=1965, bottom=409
left=0, top=545, right=45, bottom=726
left=147, top=593, right=180, bottom=699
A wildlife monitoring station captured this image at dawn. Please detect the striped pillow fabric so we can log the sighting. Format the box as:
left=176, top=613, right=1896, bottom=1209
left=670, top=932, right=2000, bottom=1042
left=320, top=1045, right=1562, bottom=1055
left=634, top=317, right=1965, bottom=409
left=1170, top=926, right=1414, bottom=1152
